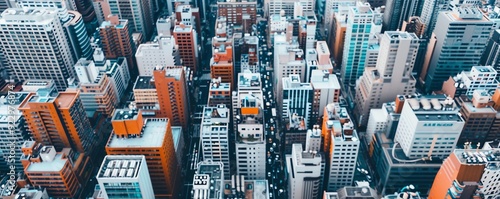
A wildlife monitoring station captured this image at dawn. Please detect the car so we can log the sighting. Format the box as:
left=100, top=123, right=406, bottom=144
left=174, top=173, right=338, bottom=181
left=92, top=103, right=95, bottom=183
left=271, top=131, right=274, bottom=136
left=270, top=147, right=274, bottom=152
left=268, top=172, right=271, bottom=177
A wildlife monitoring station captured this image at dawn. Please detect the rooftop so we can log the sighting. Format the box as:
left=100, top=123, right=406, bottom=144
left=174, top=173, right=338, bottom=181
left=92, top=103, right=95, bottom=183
left=100, top=19, right=128, bottom=28
left=26, top=153, right=67, bottom=172
left=454, top=149, right=500, bottom=165
left=283, top=75, right=313, bottom=90
left=133, top=76, right=155, bottom=90
left=403, top=95, right=463, bottom=122
left=0, top=8, right=58, bottom=23
left=97, top=155, right=146, bottom=179
left=236, top=108, right=264, bottom=125
left=324, top=192, right=339, bottom=199
left=223, top=176, right=269, bottom=199
left=194, top=160, right=224, bottom=199
left=107, top=118, right=168, bottom=148
left=337, top=186, right=378, bottom=199
left=310, top=70, right=341, bottom=89
left=173, top=24, right=193, bottom=33
left=238, top=73, right=261, bottom=89
left=112, top=109, right=140, bottom=121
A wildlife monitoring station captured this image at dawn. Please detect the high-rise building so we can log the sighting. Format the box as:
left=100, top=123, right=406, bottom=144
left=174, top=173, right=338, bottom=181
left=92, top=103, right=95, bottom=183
left=153, top=66, right=190, bottom=129
left=96, top=155, right=154, bottom=199
left=210, top=26, right=234, bottom=86
left=322, top=103, right=360, bottom=191
left=420, top=0, right=449, bottom=38
left=200, top=105, right=231, bottom=179
left=70, top=0, right=98, bottom=34
left=305, top=41, right=334, bottom=82
left=15, top=0, right=93, bottom=60
left=233, top=72, right=266, bottom=179
left=217, top=0, right=256, bottom=33
left=323, top=0, right=356, bottom=38
left=106, top=109, right=180, bottom=198
left=19, top=88, right=97, bottom=155
left=354, top=31, right=419, bottom=126
left=223, top=175, right=270, bottom=198
left=383, top=0, right=424, bottom=31
left=136, top=36, right=180, bottom=76
left=274, top=34, right=306, bottom=105
left=401, top=16, right=426, bottom=37
left=310, top=70, right=341, bottom=125
left=329, top=9, right=349, bottom=67
left=92, top=0, right=111, bottom=24
left=282, top=75, right=313, bottom=129
left=0, top=92, right=30, bottom=174
left=0, top=8, right=76, bottom=91
left=298, top=12, right=317, bottom=51
left=208, top=77, right=231, bottom=108
left=421, top=7, right=493, bottom=93
left=99, top=16, right=136, bottom=76
left=191, top=160, right=225, bottom=199
left=73, top=58, right=119, bottom=117
left=265, top=0, right=314, bottom=17
left=341, top=2, right=382, bottom=87
left=91, top=48, right=131, bottom=101
left=481, top=30, right=500, bottom=77
left=232, top=33, right=259, bottom=74
left=174, top=4, right=201, bottom=33
left=287, top=144, right=323, bottom=199
left=21, top=142, right=90, bottom=198
left=394, top=95, right=465, bottom=159
left=428, top=149, right=499, bottom=199
left=132, top=76, right=157, bottom=111
left=443, top=66, right=500, bottom=98
left=456, top=90, right=498, bottom=144
left=173, top=23, right=199, bottom=74
left=107, top=0, right=153, bottom=40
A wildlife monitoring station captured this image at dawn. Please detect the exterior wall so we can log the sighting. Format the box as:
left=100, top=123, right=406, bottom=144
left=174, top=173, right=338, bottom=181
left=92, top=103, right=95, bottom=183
left=99, top=19, right=136, bottom=73
left=173, top=25, right=198, bottom=73
left=153, top=67, right=189, bottom=129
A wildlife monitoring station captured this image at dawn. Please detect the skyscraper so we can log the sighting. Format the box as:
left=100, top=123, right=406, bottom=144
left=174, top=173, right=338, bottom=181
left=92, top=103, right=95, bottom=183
left=422, top=7, right=493, bottom=93
left=457, top=90, right=498, bottom=145
left=217, top=0, right=257, bottom=33
left=265, top=0, right=314, bottom=17
left=173, top=23, right=199, bottom=74
left=286, top=144, right=322, bottom=199
left=200, top=105, right=231, bottom=179
left=481, top=29, right=500, bottom=76
left=420, top=0, right=450, bottom=37
left=282, top=75, right=313, bottom=129
left=310, top=70, right=341, bottom=125
left=15, top=0, right=93, bottom=60
left=322, top=103, right=360, bottom=191
left=96, top=155, right=155, bottom=199
left=73, top=58, right=120, bottom=117
left=106, top=109, right=180, bottom=198
left=0, top=8, right=76, bottom=91
left=153, top=66, right=190, bottom=129
left=21, top=142, right=90, bottom=198
left=428, top=149, right=498, bottom=199
left=135, top=36, right=180, bottom=76
left=19, top=88, right=97, bottom=155
left=211, top=23, right=234, bottom=86
left=383, top=0, right=424, bottom=31
left=341, top=2, right=382, bottom=87
left=99, top=16, right=136, bottom=76
left=394, top=95, right=465, bottom=159
left=323, top=0, right=356, bottom=37
left=233, top=72, right=266, bottom=179
left=107, top=0, right=154, bottom=40
left=354, top=31, right=419, bottom=126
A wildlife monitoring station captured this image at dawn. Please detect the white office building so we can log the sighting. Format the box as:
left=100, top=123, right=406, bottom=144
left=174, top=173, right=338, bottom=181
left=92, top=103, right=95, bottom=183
left=265, top=0, right=314, bottom=17
left=354, top=31, right=419, bottom=126
left=305, top=41, right=334, bottom=82
left=282, top=75, right=313, bottom=129
left=286, top=144, right=322, bottom=199
left=0, top=8, right=76, bottom=91
left=324, top=104, right=360, bottom=192
left=341, top=2, right=382, bottom=87
left=453, top=66, right=500, bottom=97
left=233, top=72, right=266, bottom=180
left=96, top=155, right=155, bottom=199
left=107, top=0, right=154, bottom=39
left=136, top=36, right=180, bottom=76
left=394, top=95, right=465, bottom=159
left=310, top=70, right=341, bottom=121
left=323, top=0, right=356, bottom=34
left=200, top=105, right=231, bottom=179
left=274, top=33, right=306, bottom=98
left=305, top=126, right=322, bottom=152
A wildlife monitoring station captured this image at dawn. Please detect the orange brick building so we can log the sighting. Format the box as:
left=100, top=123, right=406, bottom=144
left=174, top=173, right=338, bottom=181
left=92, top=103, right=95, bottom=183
left=428, top=150, right=487, bottom=199
left=173, top=23, right=198, bottom=73
left=106, top=109, right=180, bottom=198
left=99, top=15, right=136, bottom=75
left=211, top=33, right=234, bottom=86
left=21, top=141, right=91, bottom=198
left=153, top=66, right=190, bottom=129
left=19, top=89, right=97, bottom=155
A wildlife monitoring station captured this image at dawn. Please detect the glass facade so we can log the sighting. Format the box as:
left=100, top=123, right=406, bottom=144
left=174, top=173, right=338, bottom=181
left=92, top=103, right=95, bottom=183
left=103, top=182, right=143, bottom=198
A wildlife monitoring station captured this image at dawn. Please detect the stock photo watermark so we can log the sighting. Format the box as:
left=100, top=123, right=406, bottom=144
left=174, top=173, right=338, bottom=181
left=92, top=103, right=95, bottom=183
left=6, top=84, right=17, bottom=191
